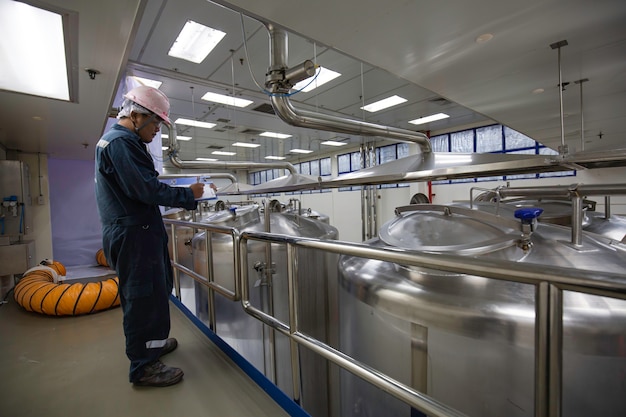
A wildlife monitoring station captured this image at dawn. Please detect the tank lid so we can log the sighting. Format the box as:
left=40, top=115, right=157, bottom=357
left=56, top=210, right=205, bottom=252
left=380, top=204, right=520, bottom=256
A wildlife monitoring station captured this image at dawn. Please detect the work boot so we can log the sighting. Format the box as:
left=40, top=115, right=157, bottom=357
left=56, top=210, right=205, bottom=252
left=159, top=338, right=178, bottom=358
left=133, top=360, right=184, bottom=387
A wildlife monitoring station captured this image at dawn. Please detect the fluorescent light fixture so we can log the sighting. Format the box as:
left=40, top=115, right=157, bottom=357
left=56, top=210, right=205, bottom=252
left=130, top=76, right=162, bottom=89
left=292, top=67, right=341, bottom=92
left=174, top=118, right=216, bottom=129
left=408, top=112, right=450, bottom=126
left=260, top=132, right=292, bottom=139
left=201, top=92, right=253, bottom=108
left=168, top=20, right=226, bottom=64
left=196, top=157, right=218, bottom=162
left=361, top=95, right=407, bottom=112
left=265, top=156, right=286, bottom=160
left=232, top=142, right=261, bottom=148
left=162, top=146, right=168, bottom=151
left=162, top=134, right=192, bottom=141
left=212, top=151, right=236, bottom=156
left=290, top=149, right=313, bottom=154
left=321, top=140, right=348, bottom=147
left=0, top=1, right=74, bottom=100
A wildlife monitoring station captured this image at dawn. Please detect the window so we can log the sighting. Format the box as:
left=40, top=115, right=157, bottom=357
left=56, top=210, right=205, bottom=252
left=430, top=124, right=575, bottom=184
left=248, top=157, right=332, bottom=195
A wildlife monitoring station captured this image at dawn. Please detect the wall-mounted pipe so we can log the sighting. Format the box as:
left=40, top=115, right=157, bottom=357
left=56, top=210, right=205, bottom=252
left=264, top=24, right=432, bottom=154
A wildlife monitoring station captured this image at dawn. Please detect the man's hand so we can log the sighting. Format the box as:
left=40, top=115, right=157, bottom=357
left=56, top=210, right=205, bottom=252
left=190, top=183, right=205, bottom=199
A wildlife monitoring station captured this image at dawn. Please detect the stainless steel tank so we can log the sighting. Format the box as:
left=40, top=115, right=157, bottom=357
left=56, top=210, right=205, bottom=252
left=190, top=204, right=339, bottom=417
left=338, top=203, right=626, bottom=417
left=473, top=192, right=626, bottom=242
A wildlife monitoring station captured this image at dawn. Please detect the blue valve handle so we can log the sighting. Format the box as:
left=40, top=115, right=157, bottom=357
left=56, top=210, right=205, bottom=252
left=514, top=208, right=544, bottom=224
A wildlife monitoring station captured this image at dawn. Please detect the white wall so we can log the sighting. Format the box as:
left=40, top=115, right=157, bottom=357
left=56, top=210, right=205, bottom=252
left=11, top=153, right=54, bottom=263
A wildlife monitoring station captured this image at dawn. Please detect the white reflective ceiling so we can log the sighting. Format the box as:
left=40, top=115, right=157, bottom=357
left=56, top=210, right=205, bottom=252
left=0, top=0, right=624, bottom=163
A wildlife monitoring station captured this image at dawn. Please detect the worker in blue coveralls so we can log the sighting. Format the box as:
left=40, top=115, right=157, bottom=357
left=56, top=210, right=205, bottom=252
left=95, top=85, right=204, bottom=387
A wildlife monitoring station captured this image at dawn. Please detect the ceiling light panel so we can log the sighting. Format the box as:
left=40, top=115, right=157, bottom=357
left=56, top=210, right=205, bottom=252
left=0, top=1, right=73, bottom=100
left=130, top=76, right=162, bottom=88
left=260, top=132, right=292, bottom=139
left=291, top=67, right=341, bottom=92
left=174, top=118, right=216, bottom=129
left=321, top=140, right=348, bottom=146
left=361, top=95, right=407, bottom=112
left=168, top=20, right=226, bottom=64
left=212, top=151, right=236, bottom=156
left=408, top=112, right=450, bottom=126
left=265, top=156, right=286, bottom=160
left=202, top=91, right=253, bottom=108
left=232, top=142, right=261, bottom=148
left=290, top=149, right=313, bottom=154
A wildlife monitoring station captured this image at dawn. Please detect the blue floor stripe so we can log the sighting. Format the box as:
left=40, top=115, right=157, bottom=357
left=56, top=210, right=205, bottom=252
left=170, top=295, right=311, bottom=417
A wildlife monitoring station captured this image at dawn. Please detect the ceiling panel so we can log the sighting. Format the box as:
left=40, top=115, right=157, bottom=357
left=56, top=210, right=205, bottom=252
left=2, top=0, right=623, bottom=164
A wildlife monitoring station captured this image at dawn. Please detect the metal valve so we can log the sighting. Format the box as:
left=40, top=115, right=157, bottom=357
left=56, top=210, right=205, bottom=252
left=514, top=207, right=544, bottom=251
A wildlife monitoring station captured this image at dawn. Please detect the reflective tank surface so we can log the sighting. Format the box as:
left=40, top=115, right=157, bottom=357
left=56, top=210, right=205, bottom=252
left=338, top=203, right=626, bottom=417
left=473, top=193, right=626, bottom=242
left=190, top=204, right=339, bottom=417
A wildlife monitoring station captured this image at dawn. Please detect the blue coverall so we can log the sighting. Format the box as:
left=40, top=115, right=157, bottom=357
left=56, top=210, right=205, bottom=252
left=94, top=123, right=197, bottom=382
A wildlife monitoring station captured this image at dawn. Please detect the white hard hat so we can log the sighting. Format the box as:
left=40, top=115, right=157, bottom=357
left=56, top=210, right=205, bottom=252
left=123, top=85, right=171, bottom=125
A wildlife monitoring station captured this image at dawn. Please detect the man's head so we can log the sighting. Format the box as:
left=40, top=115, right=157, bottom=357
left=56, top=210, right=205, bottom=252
left=117, top=86, right=171, bottom=143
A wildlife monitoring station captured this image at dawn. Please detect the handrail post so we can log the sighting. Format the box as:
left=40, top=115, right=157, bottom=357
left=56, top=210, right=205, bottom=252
left=287, top=242, right=302, bottom=405
left=549, top=284, right=564, bottom=417
left=535, top=282, right=550, bottom=417
left=205, top=230, right=216, bottom=331
left=171, top=222, right=181, bottom=300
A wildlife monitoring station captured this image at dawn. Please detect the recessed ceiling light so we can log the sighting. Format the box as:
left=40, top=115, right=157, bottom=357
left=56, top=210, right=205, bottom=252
left=291, top=67, right=341, bottom=92
left=212, top=151, right=236, bottom=156
left=163, top=134, right=192, bottom=141
left=265, top=155, right=286, bottom=160
left=320, top=140, right=348, bottom=147
left=532, top=88, right=545, bottom=94
left=361, top=95, right=408, bottom=112
left=0, top=1, right=74, bottom=100
left=232, top=142, right=261, bottom=148
left=130, top=76, right=162, bottom=89
left=260, top=132, right=292, bottom=139
left=201, top=91, right=253, bottom=108
left=290, top=149, right=313, bottom=154
left=408, top=113, right=450, bottom=126
left=174, top=118, right=216, bottom=129
left=196, top=157, right=219, bottom=161
left=475, top=33, right=494, bottom=44
left=168, top=20, right=226, bottom=64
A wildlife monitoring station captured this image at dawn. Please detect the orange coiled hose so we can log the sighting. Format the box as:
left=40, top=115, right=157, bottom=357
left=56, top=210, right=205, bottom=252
left=95, top=248, right=109, bottom=267
left=13, top=258, right=120, bottom=316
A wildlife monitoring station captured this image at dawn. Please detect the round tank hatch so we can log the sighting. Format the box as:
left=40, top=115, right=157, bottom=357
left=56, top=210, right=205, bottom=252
left=379, top=206, right=520, bottom=257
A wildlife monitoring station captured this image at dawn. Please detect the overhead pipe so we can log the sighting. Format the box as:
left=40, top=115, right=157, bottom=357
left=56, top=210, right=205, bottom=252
left=166, top=123, right=297, bottom=174
left=160, top=172, right=238, bottom=184
left=263, top=24, right=433, bottom=154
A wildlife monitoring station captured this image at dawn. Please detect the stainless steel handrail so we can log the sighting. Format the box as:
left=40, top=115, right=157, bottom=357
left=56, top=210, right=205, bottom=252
left=166, top=219, right=241, bottom=301
left=164, top=217, right=626, bottom=417
left=238, top=232, right=626, bottom=417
